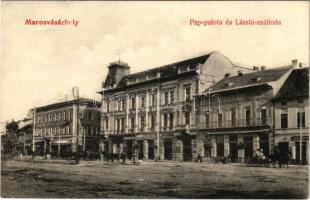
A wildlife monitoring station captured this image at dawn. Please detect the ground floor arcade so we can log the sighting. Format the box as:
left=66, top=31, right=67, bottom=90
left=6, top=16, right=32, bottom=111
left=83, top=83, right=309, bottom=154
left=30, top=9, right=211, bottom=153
left=104, top=131, right=272, bottom=162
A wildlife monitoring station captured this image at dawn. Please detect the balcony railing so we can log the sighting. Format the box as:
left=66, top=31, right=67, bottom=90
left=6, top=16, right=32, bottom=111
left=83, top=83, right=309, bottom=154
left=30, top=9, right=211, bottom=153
left=161, top=126, right=174, bottom=131
left=199, top=117, right=271, bottom=129
left=148, top=127, right=155, bottom=132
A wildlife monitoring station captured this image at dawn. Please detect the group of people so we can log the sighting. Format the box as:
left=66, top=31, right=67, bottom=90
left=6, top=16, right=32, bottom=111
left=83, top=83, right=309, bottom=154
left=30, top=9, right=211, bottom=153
left=255, top=148, right=266, bottom=161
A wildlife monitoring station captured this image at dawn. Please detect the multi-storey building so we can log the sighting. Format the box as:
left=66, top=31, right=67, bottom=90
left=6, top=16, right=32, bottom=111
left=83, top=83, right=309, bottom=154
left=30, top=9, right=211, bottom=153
left=195, top=60, right=302, bottom=162
left=99, top=52, right=248, bottom=161
left=33, top=98, right=101, bottom=157
left=273, top=67, right=309, bottom=164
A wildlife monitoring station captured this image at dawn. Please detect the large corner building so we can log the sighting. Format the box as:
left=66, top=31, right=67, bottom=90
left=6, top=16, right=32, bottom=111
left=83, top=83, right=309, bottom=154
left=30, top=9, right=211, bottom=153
left=99, top=52, right=249, bottom=161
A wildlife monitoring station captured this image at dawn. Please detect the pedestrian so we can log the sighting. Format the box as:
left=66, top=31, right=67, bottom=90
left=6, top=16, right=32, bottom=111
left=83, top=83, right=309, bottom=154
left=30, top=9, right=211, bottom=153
left=121, top=153, right=126, bottom=164
left=197, top=154, right=202, bottom=163
left=132, top=153, right=136, bottom=165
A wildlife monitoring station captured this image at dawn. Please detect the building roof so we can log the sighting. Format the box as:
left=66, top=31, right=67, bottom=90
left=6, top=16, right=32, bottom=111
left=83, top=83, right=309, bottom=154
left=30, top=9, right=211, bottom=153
left=18, top=119, right=33, bottom=130
left=274, top=67, right=309, bottom=100
left=104, top=53, right=213, bottom=92
left=35, top=98, right=101, bottom=112
left=206, top=65, right=293, bottom=93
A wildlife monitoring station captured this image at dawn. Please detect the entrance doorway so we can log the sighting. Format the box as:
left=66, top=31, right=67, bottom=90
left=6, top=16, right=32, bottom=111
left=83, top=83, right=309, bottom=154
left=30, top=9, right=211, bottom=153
left=148, top=140, right=155, bottom=160
left=216, top=135, right=224, bottom=157
left=229, top=135, right=238, bottom=162
left=244, top=135, right=253, bottom=158
left=137, top=140, right=144, bottom=160
left=183, top=138, right=192, bottom=161
left=164, top=139, right=172, bottom=160
left=126, top=140, right=133, bottom=159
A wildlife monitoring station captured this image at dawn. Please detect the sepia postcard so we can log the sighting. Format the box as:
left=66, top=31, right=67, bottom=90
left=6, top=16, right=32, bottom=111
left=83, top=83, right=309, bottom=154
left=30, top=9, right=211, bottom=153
left=1, top=1, right=309, bottom=199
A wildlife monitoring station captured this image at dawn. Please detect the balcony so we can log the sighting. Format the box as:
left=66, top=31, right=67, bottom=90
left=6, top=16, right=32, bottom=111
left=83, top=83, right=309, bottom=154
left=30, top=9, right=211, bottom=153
left=148, top=127, right=156, bottom=132
left=199, top=117, right=271, bottom=129
left=127, top=128, right=135, bottom=134
left=175, top=124, right=194, bottom=132
left=161, top=126, right=174, bottom=131
left=148, top=106, right=157, bottom=112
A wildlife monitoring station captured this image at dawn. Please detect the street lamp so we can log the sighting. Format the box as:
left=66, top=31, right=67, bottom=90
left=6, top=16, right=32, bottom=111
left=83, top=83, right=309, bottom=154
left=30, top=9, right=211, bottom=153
left=299, top=108, right=304, bottom=165
left=72, top=87, right=80, bottom=164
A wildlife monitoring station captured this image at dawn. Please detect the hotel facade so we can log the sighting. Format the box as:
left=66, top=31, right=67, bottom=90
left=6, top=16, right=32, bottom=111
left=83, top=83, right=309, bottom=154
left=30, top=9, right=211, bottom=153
left=99, top=52, right=250, bottom=161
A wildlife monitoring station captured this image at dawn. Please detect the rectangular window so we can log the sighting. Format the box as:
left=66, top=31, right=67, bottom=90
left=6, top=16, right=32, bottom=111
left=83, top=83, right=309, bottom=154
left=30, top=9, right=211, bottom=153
left=131, top=97, right=136, bottom=109
left=184, top=86, right=191, bottom=101
left=152, top=93, right=156, bottom=107
left=231, top=108, right=236, bottom=127
left=140, top=96, right=146, bottom=108
left=281, top=113, right=288, bottom=128
left=105, top=118, right=109, bottom=130
left=245, top=107, right=251, bottom=126
left=261, top=106, right=267, bottom=125
left=170, top=91, right=175, bottom=103
left=121, top=118, right=125, bottom=131
left=169, top=113, right=174, bottom=128
left=140, top=116, right=145, bottom=130
left=121, top=99, right=126, bottom=111
left=116, top=119, right=120, bottom=132
left=106, top=102, right=110, bottom=112
left=164, top=114, right=168, bottom=128
left=205, top=113, right=210, bottom=128
left=131, top=117, right=135, bottom=130
left=297, top=111, right=305, bottom=128
left=164, top=92, right=169, bottom=105
left=150, top=115, right=155, bottom=129
left=117, top=100, right=121, bottom=111
left=218, top=113, right=223, bottom=128
left=185, top=112, right=190, bottom=125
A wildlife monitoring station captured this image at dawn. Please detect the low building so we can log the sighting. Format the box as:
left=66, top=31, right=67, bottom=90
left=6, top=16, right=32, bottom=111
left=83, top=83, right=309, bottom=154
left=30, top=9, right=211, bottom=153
left=99, top=52, right=250, bottom=161
left=17, top=118, right=33, bottom=155
left=273, top=67, right=309, bottom=164
left=195, top=60, right=302, bottom=162
left=33, top=98, right=101, bottom=157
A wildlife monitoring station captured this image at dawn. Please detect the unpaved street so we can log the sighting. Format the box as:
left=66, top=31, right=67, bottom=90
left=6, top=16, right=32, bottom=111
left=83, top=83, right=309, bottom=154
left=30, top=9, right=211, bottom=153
left=1, top=160, right=308, bottom=198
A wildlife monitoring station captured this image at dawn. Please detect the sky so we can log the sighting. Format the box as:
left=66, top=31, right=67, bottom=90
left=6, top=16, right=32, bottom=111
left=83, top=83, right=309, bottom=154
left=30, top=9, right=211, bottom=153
left=0, top=1, right=309, bottom=132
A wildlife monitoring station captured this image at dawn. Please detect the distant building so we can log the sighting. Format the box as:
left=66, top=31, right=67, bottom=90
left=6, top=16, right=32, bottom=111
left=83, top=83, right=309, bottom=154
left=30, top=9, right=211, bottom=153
left=99, top=52, right=249, bottom=161
left=32, top=98, right=101, bottom=157
left=196, top=60, right=306, bottom=162
left=273, top=67, right=309, bottom=164
left=17, top=118, right=33, bottom=155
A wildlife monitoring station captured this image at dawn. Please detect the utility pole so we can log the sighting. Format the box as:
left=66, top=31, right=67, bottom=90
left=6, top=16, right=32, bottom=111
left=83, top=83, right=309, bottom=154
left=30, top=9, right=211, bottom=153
left=299, top=110, right=303, bottom=165
left=156, top=86, right=160, bottom=160
left=58, top=131, right=61, bottom=158
left=73, top=87, right=80, bottom=164
left=32, top=107, right=36, bottom=154
left=83, top=131, right=86, bottom=152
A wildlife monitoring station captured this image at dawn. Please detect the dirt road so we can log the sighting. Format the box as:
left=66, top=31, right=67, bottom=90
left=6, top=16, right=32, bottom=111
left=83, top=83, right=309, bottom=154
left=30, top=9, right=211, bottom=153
left=1, top=160, right=308, bottom=198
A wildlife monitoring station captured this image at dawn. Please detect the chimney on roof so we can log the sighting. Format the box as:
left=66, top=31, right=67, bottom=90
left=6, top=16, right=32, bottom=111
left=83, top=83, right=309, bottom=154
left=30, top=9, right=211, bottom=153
left=224, top=73, right=230, bottom=78
left=292, top=59, right=298, bottom=67
left=299, top=63, right=303, bottom=68
left=253, top=66, right=259, bottom=71
left=237, top=70, right=244, bottom=76
left=261, top=66, right=266, bottom=71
